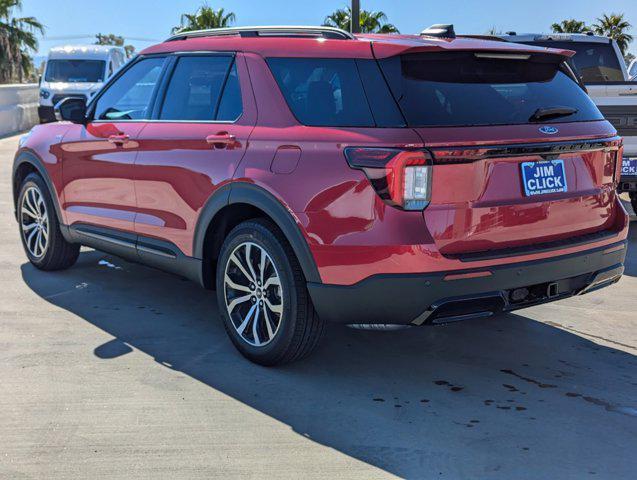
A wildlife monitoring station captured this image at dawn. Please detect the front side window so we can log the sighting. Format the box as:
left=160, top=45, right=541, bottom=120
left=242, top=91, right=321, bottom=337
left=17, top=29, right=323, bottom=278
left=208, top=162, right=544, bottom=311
left=159, top=55, right=242, bottom=121
left=45, top=60, right=106, bottom=83
left=93, top=57, right=165, bottom=121
left=379, top=52, right=604, bottom=127
left=267, top=58, right=375, bottom=127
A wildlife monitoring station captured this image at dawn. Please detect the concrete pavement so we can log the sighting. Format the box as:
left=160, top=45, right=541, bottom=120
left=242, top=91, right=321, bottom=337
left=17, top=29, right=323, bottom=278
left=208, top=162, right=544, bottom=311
left=1, top=133, right=636, bottom=479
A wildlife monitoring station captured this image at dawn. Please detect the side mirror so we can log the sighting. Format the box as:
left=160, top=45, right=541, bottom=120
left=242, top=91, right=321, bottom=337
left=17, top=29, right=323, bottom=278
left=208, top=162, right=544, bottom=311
left=54, top=97, right=88, bottom=124
left=38, top=75, right=42, bottom=85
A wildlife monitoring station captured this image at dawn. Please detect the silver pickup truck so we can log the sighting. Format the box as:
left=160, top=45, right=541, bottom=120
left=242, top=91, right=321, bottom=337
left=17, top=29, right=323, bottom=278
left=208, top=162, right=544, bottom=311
left=499, top=33, right=637, bottom=212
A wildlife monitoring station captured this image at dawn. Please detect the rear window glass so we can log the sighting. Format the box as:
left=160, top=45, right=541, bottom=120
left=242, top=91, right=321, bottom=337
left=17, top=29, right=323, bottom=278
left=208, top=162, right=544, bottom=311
left=379, top=52, right=603, bottom=127
left=45, top=60, right=106, bottom=83
left=267, top=58, right=376, bottom=127
left=160, top=55, right=241, bottom=122
left=521, top=41, right=624, bottom=83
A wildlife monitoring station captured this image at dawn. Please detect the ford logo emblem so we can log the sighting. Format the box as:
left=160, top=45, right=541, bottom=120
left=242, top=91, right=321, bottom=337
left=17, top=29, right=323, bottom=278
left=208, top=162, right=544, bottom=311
left=539, top=126, right=559, bottom=135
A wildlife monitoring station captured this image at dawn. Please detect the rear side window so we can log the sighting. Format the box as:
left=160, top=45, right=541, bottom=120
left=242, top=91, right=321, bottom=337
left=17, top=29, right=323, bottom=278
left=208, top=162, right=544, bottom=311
left=522, top=41, right=624, bottom=83
left=94, top=57, right=165, bottom=121
left=268, top=58, right=397, bottom=127
left=379, top=52, right=604, bottom=127
left=160, top=55, right=242, bottom=122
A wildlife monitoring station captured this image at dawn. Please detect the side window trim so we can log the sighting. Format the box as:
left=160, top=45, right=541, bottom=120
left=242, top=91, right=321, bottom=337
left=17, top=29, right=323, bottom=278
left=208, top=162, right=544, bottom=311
left=87, top=54, right=169, bottom=123
left=152, top=51, right=241, bottom=124
left=150, top=56, right=178, bottom=120
left=212, top=57, right=236, bottom=120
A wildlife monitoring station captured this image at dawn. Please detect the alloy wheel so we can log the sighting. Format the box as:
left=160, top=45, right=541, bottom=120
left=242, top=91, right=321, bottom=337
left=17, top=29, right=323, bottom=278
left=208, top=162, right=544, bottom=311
left=20, top=186, right=49, bottom=258
left=223, top=241, right=283, bottom=347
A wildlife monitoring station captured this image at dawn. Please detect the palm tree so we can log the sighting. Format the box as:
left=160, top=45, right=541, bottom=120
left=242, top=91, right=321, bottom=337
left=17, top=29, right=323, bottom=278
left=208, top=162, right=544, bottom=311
left=593, top=13, right=633, bottom=55
left=95, top=33, right=135, bottom=58
left=0, top=0, right=44, bottom=83
left=324, top=7, right=399, bottom=34
left=172, top=4, right=236, bottom=34
left=551, top=19, right=590, bottom=34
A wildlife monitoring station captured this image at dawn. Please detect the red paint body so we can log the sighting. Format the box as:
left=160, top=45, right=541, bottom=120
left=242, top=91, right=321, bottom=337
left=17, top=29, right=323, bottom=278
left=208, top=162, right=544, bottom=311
left=19, top=33, right=628, bottom=287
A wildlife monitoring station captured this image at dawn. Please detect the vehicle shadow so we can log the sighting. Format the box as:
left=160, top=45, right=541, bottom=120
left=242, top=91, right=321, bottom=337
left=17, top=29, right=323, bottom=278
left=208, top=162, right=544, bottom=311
left=20, top=252, right=637, bottom=479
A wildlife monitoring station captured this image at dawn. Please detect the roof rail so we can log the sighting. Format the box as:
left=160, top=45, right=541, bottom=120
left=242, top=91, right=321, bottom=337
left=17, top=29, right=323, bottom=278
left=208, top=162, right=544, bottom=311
left=166, top=25, right=356, bottom=42
left=420, top=24, right=456, bottom=39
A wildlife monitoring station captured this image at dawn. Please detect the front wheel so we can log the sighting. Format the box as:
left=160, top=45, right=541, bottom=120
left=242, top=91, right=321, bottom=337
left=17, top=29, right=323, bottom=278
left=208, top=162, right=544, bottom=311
left=18, top=173, right=80, bottom=270
left=215, top=219, right=324, bottom=366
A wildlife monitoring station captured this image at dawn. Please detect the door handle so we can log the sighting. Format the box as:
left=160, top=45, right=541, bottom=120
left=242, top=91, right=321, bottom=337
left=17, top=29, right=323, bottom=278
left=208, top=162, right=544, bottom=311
left=108, top=134, right=130, bottom=145
left=206, top=132, right=236, bottom=149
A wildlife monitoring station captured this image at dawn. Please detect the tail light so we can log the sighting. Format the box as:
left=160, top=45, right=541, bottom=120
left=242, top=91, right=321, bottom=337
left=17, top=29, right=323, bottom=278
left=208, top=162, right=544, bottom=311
left=344, top=147, right=433, bottom=211
left=614, top=146, right=624, bottom=184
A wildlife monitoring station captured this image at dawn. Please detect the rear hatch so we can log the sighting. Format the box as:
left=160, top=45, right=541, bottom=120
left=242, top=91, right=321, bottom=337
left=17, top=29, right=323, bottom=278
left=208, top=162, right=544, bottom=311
left=378, top=50, right=622, bottom=256
left=515, top=39, right=637, bottom=159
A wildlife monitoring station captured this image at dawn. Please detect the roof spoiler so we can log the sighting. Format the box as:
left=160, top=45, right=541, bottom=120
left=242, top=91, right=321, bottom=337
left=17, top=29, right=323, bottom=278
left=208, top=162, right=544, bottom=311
left=420, top=24, right=456, bottom=39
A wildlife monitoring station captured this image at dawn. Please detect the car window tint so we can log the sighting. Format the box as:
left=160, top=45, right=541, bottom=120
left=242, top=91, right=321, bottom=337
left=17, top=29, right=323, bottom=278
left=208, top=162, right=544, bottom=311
left=267, top=58, right=375, bottom=127
left=160, top=56, right=233, bottom=121
left=521, top=41, right=624, bottom=83
left=379, top=52, right=603, bottom=127
left=216, top=62, right=243, bottom=121
left=94, top=57, right=165, bottom=121
left=355, top=59, right=405, bottom=127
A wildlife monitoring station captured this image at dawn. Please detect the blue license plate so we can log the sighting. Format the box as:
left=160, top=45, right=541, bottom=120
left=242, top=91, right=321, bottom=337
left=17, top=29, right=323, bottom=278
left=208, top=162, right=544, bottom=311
left=621, top=158, right=637, bottom=176
left=520, top=159, right=568, bottom=197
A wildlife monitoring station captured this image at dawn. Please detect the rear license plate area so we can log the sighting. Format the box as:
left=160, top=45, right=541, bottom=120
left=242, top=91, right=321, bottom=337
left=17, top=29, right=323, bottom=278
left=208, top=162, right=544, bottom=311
left=520, top=159, right=568, bottom=197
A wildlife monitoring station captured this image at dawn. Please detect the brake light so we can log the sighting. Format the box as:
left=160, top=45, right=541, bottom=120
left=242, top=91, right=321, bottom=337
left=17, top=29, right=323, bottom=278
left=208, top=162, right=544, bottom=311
left=344, top=148, right=433, bottom=210
left=614, top=147, right=624, bottom=184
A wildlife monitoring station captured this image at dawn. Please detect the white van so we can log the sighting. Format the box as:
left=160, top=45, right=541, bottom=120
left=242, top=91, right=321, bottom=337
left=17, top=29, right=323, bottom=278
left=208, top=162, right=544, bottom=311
left=38, top=45, right=127, bottom=123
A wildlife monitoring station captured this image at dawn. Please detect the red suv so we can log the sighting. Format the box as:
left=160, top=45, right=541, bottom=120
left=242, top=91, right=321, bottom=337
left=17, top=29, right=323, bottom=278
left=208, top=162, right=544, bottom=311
left=13, top=26, right=629, bottom=365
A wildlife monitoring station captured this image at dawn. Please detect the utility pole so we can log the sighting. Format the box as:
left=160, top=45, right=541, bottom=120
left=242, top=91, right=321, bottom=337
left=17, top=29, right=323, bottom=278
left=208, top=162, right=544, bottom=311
left=351, top=0, right=360, bottom=34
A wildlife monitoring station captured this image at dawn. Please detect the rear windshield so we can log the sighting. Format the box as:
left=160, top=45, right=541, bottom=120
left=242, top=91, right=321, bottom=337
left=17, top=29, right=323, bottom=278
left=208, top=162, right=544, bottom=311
left=379, top=52, right=603, bottom=127
left=45, top=59, right=106, bottom=83
left=520, top=41, right=624, bottom=83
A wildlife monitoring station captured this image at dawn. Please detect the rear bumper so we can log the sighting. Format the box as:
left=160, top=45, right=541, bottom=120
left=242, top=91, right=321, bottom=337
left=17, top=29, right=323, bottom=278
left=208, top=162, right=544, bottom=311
left=307, top=241, right=627, bottom=325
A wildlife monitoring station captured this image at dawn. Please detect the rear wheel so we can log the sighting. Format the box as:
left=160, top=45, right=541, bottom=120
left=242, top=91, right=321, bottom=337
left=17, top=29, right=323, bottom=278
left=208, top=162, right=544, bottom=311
left=18, top=173, right=80, bottom=270
left=216, top=219, right=324, bottom=366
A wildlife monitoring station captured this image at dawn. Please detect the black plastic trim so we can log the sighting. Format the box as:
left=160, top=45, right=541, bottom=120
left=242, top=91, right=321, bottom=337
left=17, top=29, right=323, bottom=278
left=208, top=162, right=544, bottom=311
left=430, top=136, right=621, bottom=164
left=67, top=224, right=202, bottom=284
left=192, top=182, right=321, bottom=284
left=229, top=183, right=320, bottom=283
left=307, top=240, right=627, bottom=325
left=12, top=151, right=64, bottom=223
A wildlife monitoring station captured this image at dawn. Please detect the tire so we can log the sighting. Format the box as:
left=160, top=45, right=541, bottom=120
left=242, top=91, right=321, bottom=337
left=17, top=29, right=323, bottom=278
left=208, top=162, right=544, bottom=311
left=17, top=173, right=80, bottom=271
left=215, top=218, right=325, bottom=366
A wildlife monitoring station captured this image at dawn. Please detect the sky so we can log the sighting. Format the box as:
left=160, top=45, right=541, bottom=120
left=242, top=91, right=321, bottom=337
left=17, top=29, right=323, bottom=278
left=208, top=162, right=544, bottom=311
left=20, top=0, right=637, bottom=59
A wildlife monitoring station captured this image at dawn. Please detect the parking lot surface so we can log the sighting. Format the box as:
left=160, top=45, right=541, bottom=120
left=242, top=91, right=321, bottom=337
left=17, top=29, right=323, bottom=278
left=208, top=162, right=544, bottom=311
left=1, top=133, right=636, bottom=479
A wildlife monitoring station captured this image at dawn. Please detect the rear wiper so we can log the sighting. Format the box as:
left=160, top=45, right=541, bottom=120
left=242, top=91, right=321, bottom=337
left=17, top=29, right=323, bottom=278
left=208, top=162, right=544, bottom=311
left=529, top=106, right=578, bottom=122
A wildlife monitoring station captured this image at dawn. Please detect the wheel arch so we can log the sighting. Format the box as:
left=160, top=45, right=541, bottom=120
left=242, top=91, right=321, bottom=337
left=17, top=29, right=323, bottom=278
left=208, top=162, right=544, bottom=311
left=12, top=151, right=63, bottom=224
left=194, top=182, right=321, bottom=289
